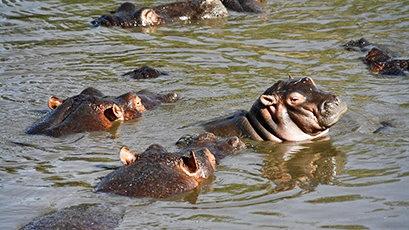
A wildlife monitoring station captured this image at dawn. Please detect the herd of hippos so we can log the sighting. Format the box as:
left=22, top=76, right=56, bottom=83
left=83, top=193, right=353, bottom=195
left=21, top=0, right=408, bottom=229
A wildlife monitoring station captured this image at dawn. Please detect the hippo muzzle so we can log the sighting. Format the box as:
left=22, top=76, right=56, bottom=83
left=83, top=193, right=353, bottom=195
left=318, top=96, right=347, bottom=128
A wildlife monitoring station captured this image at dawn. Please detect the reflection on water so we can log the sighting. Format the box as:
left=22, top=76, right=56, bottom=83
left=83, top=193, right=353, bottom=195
left=256, top=140, right=346, bottom=193
left=1, top=0, right=409, bottom=229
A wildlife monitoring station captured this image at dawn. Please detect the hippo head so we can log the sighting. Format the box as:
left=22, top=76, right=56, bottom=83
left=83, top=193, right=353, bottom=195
left=250, top=77, right=347, bottom=142
left=176, top=132, right=246, bottom=162
left=364, top=47, right=391, bottom=64
left=343, top=38, right=371, bottom=51
left=120, top=144, right=216, bottom=181
left=91, top=2, right=165, bottom=27
left=27, top=87, right=145, bottom=137
left=96, top=144, right=216, bottom=198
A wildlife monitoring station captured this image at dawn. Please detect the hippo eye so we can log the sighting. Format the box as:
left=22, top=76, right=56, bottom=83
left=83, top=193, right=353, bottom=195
left=287, top=92, right=306, bottom=105
left=290, top=97, right=299, bottom=102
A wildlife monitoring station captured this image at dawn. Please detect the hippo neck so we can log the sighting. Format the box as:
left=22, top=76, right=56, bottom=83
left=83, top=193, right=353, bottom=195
left=248, top=102, right=329, bottom=142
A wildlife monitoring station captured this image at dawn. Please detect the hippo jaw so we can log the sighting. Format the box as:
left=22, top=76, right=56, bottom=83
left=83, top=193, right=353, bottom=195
left=180, top=148, right=216, bottom=180
left=115, top=93, right=145, bottom=121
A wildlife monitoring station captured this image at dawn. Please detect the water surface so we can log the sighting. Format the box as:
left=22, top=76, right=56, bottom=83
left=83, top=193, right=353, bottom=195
left=1, top=0, right=409, bottom=229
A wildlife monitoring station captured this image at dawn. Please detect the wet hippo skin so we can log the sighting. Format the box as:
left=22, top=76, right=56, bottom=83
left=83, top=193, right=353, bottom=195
left=122, top=65, right=168, bottom=79
left=95, top=144, right=216, bottom=198
left=20, top=203, right=124, bottom=230
left=176, top=132, right=246, bottom=163
left=26, top=87, right=179, bottom=137
left=343, top=38, right=409, bottom=76
left=221, top=0, right=264, bottom=13
left=91, top=0, right=228, bottom=28
left=204, top=77, right=347, bottom=142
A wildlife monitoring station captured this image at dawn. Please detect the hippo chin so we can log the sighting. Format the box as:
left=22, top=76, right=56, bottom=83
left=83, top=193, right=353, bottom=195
left=91, top=0, right=228, bottom=28
left=343, top=38, right=409, bottom=76
left=204, top=77, right=347, bottom=142
left=26, top=87, right=178, bottom=137
left=95, top=144, right=216, bottom=198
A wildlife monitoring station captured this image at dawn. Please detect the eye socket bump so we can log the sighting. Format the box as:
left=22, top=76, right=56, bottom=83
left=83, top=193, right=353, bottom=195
left=287, top=92, right=305, bottom=104
left=290, top=97, right=299, bottom=102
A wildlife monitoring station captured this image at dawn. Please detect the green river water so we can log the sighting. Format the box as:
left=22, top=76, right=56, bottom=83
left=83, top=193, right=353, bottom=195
left=0, top=0, right=408, bottom=229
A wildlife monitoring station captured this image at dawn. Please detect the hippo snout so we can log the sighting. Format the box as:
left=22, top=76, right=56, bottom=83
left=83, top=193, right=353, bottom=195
left=162, top=92, right=179, bottom=103
left=320, top=97, right=340, bottom=115
left=319, top=97, right=347, bottom=127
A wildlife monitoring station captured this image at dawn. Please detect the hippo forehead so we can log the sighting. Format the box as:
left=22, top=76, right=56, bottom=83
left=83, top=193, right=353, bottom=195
left=68, top=94, right=115, bottom=110
left=80, top=87, right=105, bottom=97
left=67, top=89, right=137, bottom=110
left=51, top=93, right=121, bottom=123
left=264, top=77, right=323, bottom=96
left=140, top=144, right=193, bottom=164
left=140, top=144, right=213, bottom=168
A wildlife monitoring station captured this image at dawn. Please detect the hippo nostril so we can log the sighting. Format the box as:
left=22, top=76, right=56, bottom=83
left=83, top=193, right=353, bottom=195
left=228, top=137, right=240, bottom=148
left=320, top=102, right=327, bottom=113
left=332, top=98, right=339, bottom=106
left=321, top=101, right=335, bottom=114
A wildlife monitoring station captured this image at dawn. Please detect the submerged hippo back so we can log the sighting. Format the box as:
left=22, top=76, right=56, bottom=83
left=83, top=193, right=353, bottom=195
left=21, top=203, right=124, bottom=230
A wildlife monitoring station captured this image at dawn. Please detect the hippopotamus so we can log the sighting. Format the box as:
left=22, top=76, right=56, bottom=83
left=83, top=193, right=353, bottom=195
left=176, top=132, right=246, bottom=163
left=91, top=0, right=228, bottom=28
left=122, top=65, right=168, bottom=79
left=95, top=144, right=216, bottom=198
left=221, top=0, right=264, bottom=13
left=204, top=77, right=347, bottom=142
left=26, top=87, right=178, bottom=137
left=343, top=38, right=409, bottom=76
left=21, top=203, right=124, bottom=230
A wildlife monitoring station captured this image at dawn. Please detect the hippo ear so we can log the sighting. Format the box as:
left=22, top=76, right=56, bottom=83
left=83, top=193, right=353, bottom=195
left=259, top=95, right=277, bottom=106
left=131, top=95, right=146, bottom=112
left=119, top=146, right=139, bottom=166
left=180, top=151, right=199, bottom=176
left=140, top=8, right=161, bottom=26
left=48, top=96, right=63, bottom=110
left=104, top=104, right=124, bottom=121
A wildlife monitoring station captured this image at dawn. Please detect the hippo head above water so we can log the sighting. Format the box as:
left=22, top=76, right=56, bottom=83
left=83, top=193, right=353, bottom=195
left=26, top=87, right=145, bottom=137
left=251, top=77, right=347, bottom=141
left=176, top=132, right=246, bottom=163
left=96, top=144, right=216, bottom=198
left=91, top=0, right=228, bottom=28
left=205, top=77, right=347, bottom=142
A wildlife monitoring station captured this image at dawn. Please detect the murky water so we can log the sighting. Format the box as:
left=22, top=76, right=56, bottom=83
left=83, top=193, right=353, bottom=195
left=1, top=0, right=409, bottom=229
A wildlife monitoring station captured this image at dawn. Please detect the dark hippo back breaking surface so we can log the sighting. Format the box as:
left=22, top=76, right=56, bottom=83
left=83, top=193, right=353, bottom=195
left=1, top=0, right=409, bottom=229
left=21, top=203, right=124, bottom=230
left=343, top=38, right=409, bottom=76
left=91, top=0, right=228, bottom=28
